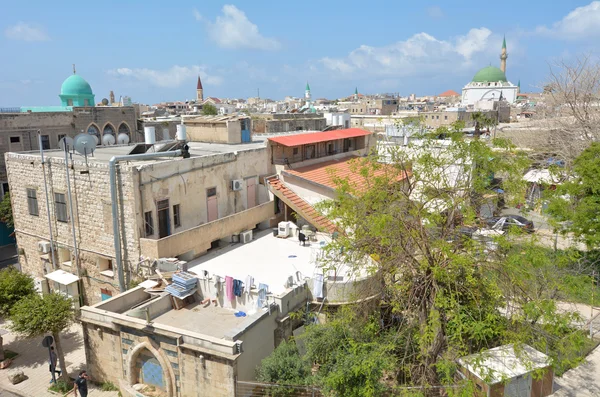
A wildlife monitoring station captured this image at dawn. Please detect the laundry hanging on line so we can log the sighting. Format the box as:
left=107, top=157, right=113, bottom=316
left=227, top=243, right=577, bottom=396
left=225, top=276, right=234, bottom=301
left=233, top=279, right=243, bottom=297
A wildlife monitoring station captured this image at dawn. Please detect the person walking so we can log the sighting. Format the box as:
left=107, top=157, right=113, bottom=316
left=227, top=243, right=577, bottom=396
left=49, top=346, right=61, bottom=383
left=72, top=370, right=89, bottom=397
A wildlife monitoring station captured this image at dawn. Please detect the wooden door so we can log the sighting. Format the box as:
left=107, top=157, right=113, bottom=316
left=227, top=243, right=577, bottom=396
left=207, top=188, right=218, bottom=222
left=246, top=178, right=256, bottom=209
left=157, top=199, right=170, bottom=238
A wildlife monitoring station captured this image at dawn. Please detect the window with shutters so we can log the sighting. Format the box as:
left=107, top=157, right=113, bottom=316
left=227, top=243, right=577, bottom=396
left=173, top=204, right=181, bottom=228
left=54, top=193, right=68, bottom=222
left=27, top=188, right=39, bottom=216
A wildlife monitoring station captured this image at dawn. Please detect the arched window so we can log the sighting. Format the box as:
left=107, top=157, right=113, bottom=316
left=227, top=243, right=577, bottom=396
left=87, top=124, right=99, bottom=136
left=118, top=123, right=130, bottom=135
left=103, top=124, right=115, bottom=136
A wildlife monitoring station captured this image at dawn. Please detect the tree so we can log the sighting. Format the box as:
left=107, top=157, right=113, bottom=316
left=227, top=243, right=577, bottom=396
left=0, top=268, right=35, bottom=315
left=547, top=142, right=600, bottom=249
left=10, top=293, right=75, bottom=381
left=314, top=122, right=589, bottom=388
left=0, top=193, right=13, bottom=229
left=256, top=339, right=311, bottom=395
left=537, top=54, right=600, bottom=164
left=202, top=103, right=218, bottom=116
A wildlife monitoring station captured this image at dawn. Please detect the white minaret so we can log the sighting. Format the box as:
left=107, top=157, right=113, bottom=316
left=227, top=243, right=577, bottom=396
left=305, top=82, right=311, bottom=102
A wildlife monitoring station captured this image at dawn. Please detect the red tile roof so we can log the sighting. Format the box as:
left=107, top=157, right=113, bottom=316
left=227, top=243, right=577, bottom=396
left=283, top=156, right=410, bottom=192
left=266, top=176, right=338, bottom=234
left=438, top=89, right=460, bottom=97
left=268, top=128, right=371, bottom=147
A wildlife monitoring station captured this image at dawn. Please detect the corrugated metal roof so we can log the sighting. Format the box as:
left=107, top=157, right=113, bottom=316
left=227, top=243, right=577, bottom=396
left=283, top=156, right=410, bottom=192
left=268, top=128, right=371, bottom=147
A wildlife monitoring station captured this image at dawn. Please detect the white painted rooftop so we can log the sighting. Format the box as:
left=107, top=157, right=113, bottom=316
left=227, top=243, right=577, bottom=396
left=187, top=228, right=366, bottom=297
left=458, top=344, right=551, bottom=385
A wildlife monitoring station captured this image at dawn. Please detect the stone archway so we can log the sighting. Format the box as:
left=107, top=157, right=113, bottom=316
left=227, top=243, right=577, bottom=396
left=125, top=340, right=175, bottom=397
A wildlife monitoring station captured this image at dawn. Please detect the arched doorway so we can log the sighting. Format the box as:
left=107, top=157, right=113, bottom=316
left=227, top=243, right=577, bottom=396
left=102, top=123, right=115, bottom=136
left=126, top=341, right=174, bottom=397
left=118, top=122, right=130, bottom=135
left=87, top=124, right=100, bottom=145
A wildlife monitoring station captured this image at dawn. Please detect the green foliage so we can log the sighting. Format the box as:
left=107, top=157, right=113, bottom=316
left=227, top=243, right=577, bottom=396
left=101, top=381, right=120, bottom=391
left=9, top=292, right=75, bottom=337
left=547, top=142, right=600, bottom=249
left=0, top=268, right=35, bottom=315
left=48, top=379, right=73, bottom=393
left=202, top=103, right=218, bottom=115
left=256, top=339, right=311, bottom=393
left=0, top=192, right=13, bottom=228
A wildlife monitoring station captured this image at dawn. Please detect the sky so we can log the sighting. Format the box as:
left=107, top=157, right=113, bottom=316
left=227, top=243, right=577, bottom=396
left=1, top=0, right=600, bottom=106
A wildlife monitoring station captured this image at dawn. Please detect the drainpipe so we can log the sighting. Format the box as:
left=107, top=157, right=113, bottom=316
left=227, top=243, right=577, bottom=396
left=110, top=150, right=182, bottom=292
left=64, top=145, right=80, bottom=277
left=38, top=131, right=57, bottom=270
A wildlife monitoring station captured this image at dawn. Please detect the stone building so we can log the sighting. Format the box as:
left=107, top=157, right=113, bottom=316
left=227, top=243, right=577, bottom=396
left=0, top=70, right=138, bottom=195
left=6, top=137, right=273, bottom=305
left=78, top=128, right=386, bottom=397
left=251, top=113, right=326, bottom=134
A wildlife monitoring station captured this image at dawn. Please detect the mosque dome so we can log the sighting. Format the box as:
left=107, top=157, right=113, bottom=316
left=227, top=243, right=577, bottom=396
left=60, top=74, right=94, bottom=96
left=472, top=66, right=507, bottom=83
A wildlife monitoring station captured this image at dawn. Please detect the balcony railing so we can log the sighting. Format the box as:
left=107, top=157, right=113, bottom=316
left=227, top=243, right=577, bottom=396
left=139, top=201, right=275, bottom=260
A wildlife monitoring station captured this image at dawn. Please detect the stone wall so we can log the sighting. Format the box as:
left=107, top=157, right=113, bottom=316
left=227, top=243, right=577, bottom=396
left=0, top=107, right=139, bottom=183
left=252, top=114, right=326, bottom=134
left=6, top=153, right=140, bottom=304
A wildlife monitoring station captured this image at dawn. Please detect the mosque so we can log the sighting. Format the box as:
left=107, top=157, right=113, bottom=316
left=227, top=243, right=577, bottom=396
left=461, top=37, right=519, bottom=106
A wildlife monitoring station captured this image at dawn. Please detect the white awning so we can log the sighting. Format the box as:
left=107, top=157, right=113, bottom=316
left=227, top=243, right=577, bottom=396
left=45, top=270, right=79, bottom=285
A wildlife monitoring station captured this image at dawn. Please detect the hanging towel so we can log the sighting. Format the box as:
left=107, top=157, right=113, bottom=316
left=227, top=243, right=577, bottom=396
left=245, top=275, right=254, bottom=295
left=233, top=279, right=243, bottom=297
left=257, top=283, right=268, bottom=308
left=214, top=276, right=221, bottom=297
left=313, top=274, right=324, bottom=299
left=225, top=276, right=234, bottom=301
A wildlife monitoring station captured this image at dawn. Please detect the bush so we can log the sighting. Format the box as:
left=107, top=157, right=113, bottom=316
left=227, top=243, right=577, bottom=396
left=49, top=379, right=73, bottom=394
left=101, top=381, right=119, bottom=391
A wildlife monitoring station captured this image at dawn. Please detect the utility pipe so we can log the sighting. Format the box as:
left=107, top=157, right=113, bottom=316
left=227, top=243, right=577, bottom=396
left=38, top=131, right=57, bottom=269
left=64, top=145, right=80, bottom=276
left=110, top=150, right=182, bottom=292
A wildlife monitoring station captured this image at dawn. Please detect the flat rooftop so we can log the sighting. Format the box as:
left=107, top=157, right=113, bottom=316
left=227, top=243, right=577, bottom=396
left=151, top=299, right=250, bottom=339
left=188, top=228, right=366, bottom=296
left=13, top=139, right=268, bottom=164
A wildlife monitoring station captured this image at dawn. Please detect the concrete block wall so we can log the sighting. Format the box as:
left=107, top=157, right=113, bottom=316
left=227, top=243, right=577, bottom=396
left=83, top=323, right=123, bottom=385
left=179, top=347, right=236, bottom=397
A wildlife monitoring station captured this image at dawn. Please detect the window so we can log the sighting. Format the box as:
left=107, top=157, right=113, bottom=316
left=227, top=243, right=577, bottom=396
left=54, top=193, right=68, bottom=222
left=58, top=134, right=66, bottom=143
left=293, top=148, right=299, bottom=155
left=144, top=211, right=154, bottom=236
left=98, top=257, right=113, bottom=273
left=58, top=247, right=71, bottom=265
left=27, top=188, right=38, bottom=216
left=84, top=99, right=89, bottom=106
left=173, top=204, right=181, bottom=228
left=41, top=135, right=50, bottom=150
left=444, top=116, right=448, bottom=120
left=207, top=187, right=217, bottom=197
left=1, top=182, right=9, bottom=198
left=67, top=99, right=73, bottom=106
left=9, top=136, right=20, bottom=144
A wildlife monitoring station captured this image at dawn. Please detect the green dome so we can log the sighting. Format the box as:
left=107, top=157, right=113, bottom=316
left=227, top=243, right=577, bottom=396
left=472, top=66, right=507, bottom=83
left=60, top=74, right=93, bottom=96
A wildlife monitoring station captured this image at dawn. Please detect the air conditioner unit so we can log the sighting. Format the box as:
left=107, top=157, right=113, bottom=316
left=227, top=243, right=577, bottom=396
left=240, top=230, right=253, bottom=244
left=278, top=221, right=291, bottom=237
left=38, top=241, right=51, bottom=254
left=231, top=179, right=243, bottom=191
left=33, top=277, right=49, bottom=295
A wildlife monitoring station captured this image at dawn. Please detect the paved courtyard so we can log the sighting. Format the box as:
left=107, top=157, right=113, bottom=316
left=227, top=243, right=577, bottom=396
left=0, top=320, right=118, bottom=397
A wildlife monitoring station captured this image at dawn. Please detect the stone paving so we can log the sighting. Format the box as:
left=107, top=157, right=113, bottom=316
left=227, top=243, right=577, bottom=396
left=0, top=320, right=118, bottom=397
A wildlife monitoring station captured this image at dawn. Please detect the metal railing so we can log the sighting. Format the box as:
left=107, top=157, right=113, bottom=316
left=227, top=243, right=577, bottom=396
left=0, top=107, right=20, bottom=113
left=236, top=381, right=323, bottom=397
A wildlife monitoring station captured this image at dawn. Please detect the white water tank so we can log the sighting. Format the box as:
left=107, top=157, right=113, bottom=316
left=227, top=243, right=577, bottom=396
left=176, top=123, right=186, bottom=141
left=144, top=126, right=156, bottom=145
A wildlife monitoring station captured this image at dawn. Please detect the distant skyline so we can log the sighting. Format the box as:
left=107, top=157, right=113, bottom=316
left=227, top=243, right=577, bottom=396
left=2, top=1, right=600, bottom=106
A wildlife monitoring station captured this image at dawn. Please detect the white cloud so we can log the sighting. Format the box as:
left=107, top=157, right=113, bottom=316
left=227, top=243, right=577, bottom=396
left=200, top=5, right=280, bottom=51
left=426, top=6, right=444, bottom=19
left=192, top=8, right=203, bottom=22
left=107, top=65, right=222, bottom=88
left=4, top=22, right=49, bottom=41
left=320, top=28, right=494, bottom=78
left=536, top=1, right=600, bottom=39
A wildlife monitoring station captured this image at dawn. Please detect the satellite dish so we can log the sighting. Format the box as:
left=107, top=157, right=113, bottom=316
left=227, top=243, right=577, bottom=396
left=102, top=134, right=116, bottom=146
left=74, top=133, right=97, bottom=155
left=117, top=133, right=130, bottom=145
left=59, top=136, right=74, bottom=152
left=92, top=135, right=99, bottom=145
